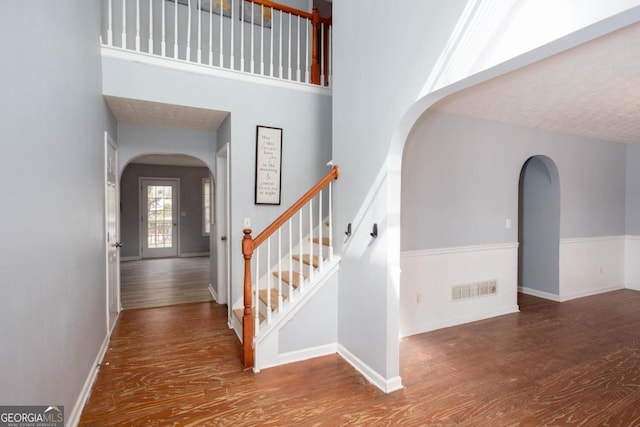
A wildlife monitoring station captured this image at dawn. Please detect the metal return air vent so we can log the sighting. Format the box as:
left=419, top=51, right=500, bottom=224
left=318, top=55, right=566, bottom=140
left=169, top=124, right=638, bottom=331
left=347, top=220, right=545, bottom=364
left=452, top=280, right=497, bottom=301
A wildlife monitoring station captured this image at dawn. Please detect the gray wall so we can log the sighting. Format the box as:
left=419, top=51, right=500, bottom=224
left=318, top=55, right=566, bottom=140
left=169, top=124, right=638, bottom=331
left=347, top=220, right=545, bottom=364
left=401, top=112, right=627, bottom=251
left=0, top=0, right=116, bottom=414
left=120, top=163, right=211, bottom=258
left=518, top=156, right=560, bottom=294
left=627, top=143, right=640, bottom=234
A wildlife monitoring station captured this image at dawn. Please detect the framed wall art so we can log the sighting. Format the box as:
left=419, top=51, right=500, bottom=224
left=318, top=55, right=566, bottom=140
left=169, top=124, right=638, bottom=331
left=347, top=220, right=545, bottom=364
left=254, top=125, right=282, bottom=205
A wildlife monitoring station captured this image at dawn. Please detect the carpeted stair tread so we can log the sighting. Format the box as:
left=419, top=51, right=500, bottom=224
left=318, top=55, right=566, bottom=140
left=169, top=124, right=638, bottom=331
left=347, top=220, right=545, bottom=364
left=259, top=288, right=286, bottom=311
left=292, top=254, right=321, bottom=268
left=273, top=271, right=305, bottom=288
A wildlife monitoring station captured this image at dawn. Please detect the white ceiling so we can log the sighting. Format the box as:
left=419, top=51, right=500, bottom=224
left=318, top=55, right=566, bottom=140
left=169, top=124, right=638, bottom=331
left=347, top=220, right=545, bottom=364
left=432, top=21, right=640, bottom=144
left=104, top=96, right=229, bottom=131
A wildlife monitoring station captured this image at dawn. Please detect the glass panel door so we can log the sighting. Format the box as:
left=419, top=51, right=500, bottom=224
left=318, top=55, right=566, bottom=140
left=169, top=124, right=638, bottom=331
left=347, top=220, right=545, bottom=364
left=141, top=179, right=179, bottom=258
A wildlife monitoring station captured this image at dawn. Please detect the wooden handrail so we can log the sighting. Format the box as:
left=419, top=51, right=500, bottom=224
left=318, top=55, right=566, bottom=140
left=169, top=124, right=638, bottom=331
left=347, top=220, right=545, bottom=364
left=254, top=165, right=339, bottom=248
left=241, top=165, right=338, bottom=369
left=244, top=0, right=331, bottom=84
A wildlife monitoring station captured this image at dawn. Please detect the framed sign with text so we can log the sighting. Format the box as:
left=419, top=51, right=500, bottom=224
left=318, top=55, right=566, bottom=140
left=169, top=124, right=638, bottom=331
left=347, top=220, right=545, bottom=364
left=254, top=125, right=283, bottom=205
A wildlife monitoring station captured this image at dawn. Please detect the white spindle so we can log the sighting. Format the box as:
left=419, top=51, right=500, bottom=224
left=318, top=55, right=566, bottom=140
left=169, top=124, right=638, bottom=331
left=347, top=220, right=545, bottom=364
left=328, top=181, right=333, bottom=260
left=305, top=18, right=309, bottom=83
left=288, top=220, right=293, bottom=301
left=186, top=0, right=192, bottom=61
left=296, top=15, right=301, bottom=82
left=260, top=5, right=264, bottom=75
left=208, top=0, right=213, bottom=65
left=268, top=8, right=274, bottom=76
left=197, top=0, right=202, bottom=63
left=174, top=0, right=178, bottom=58
left=328, top=25, right=332, bottom=87
left=309, top=198, right=314, bottom=281
left=161, top=0, right=166, bottom=55
left=107, top=0, right=113, bottom=45
left=250, top=3, right=255, bottom=73
left=135, top=0, right=140, bottom=51
left=266, top=238, right=272, bottom=323
left=277, top=229, right=282, bottom=314
left=219, top=0, right=224, bottom=67
left=298, top=210, right=303, bottom=290
left=230, top=0, right=235, bottom=70
left=148, top=0, right=153, bottom=54
left=255, top=246, right=260, bottom=334
left=240, top=0, right=245, bottom=71
left=121, top=0, right=127, bottom=48
left=318, top=190, right=323, bottom=271
left=278, top=11, right=282, bottom=78
left=287, top=14, right=292, bottom=80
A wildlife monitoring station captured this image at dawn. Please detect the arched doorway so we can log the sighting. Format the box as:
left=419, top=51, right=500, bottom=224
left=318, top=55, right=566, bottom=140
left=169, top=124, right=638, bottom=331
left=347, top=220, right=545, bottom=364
left=119, top=153, right=215, bottom=309
left=518, top=155, right=561, bottom=299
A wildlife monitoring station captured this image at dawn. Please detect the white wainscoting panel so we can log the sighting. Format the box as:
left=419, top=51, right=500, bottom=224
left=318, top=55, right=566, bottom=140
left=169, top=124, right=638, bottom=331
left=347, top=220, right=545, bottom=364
left=400, top=243, right=519, bottom=337
left=625, top=235, right=640, bottom=291
left=559, top=235, right=625, bottom=301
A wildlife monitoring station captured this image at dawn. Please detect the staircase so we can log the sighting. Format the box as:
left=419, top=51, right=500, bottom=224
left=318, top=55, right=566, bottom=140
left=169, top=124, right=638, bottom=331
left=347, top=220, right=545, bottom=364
left=233, top=166, right=339, bottom=371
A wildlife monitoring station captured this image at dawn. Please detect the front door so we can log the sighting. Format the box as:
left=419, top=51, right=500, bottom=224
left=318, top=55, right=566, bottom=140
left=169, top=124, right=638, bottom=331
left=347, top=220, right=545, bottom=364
left=141, top=178, right=179, bottom=258
left=106, top=133, right=120, bottom=333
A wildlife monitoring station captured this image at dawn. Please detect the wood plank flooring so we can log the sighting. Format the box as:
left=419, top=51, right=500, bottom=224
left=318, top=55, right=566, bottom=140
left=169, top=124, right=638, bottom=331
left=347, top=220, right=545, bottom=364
left=120, top=257, right=212, bottom=309
left=80, top=290, right=640, bottom=426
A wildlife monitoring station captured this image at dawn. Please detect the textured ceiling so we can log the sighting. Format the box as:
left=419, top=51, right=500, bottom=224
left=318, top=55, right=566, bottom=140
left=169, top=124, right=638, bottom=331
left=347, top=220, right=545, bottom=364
left=104, top=96, right=229, bottom=131
left=433, top=21, right=640, bottom=143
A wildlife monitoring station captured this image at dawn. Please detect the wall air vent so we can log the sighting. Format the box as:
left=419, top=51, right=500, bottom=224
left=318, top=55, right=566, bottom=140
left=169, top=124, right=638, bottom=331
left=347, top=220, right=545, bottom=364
left=452, top=280, right=497, bottom=301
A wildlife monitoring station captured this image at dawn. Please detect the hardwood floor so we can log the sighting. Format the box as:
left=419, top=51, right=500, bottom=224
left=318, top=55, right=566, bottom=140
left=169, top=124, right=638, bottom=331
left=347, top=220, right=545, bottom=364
left=80, top=290, right=640, bottom=426
left=120, top=257, right=213, bottom=309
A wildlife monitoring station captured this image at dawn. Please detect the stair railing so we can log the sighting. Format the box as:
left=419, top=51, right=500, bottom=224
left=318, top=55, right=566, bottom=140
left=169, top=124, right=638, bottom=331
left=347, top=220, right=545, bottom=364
left=102, top=0, right=332, bottom=86
left=241, top=165, right=338, bottom=369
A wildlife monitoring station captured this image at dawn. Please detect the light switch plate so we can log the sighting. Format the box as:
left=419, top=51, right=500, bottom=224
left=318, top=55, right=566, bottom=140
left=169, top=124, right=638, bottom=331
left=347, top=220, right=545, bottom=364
left=244, top=217, right=251, bottom=228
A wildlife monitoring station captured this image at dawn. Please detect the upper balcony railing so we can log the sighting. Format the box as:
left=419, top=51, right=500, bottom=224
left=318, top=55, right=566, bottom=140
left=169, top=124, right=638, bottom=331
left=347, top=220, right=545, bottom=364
left=102, top=0, right=332, bottom=86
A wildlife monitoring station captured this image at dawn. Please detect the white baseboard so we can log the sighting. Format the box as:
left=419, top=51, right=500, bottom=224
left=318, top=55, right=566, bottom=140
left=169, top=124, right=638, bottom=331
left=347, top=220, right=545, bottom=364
left=559, top=285, right=624, bottom=302
left=67, top=333, right=110, bottom=427
left=208, top=284, right=218, bottom=302
left=337, top=344, right=403, bottom=394
left=120, top=256, right=140, bottom=262
left=179, top=252, right=209, bottom=258
left=279, top=343, right=338, bottom=366
left=518, top=286, right=561, bottom=302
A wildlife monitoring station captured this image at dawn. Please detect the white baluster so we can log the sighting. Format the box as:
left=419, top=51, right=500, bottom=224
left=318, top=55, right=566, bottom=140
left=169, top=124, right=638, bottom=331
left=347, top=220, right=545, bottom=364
left=187, top=0, right=192, bottom=60
left=309, top=198, right=313, bottom=281
left=208, top=0, right=213, bottom=65
left=296, top=15, right=300, bottom=82
left=230, top=0, right=235, bottom=70
left=219, top=0, right=223, bottom=67
left=278, top=10, right=282, bottom=78
left=240, top=0, right=245, bottom=72
left=328, top=180, right=333, bottom=260
left=135, top=0, right=140, bottom=51
left=255, top=246, right=260, bottom=335
left=269, top=7, right=274, bottom=77
left=148, top=0, right=153, bottom=54
left=298, top=210, right=303, bottom=290
left=250, top=3, right=254, bottom=73
left=287, top=14, right=291, bottom=80
left=161, top=0, right=166, bottom=55
left=197, top=0, right=202, bottom=63
left=277, top=229, right=282, bottom=314
left=288, top=219, right=293, bottom=302
left=266, top=237, right=271, bottom=323
left=305, top=17, right=309, bottom=83
left=107, top=0, right=113, bottom=45
left=318, top=189, right=323, bottom=271
left=328, top=25, right=332, bottom=87
left=260, top=5, right=264, bottom=75
left=122, top=0, right=127, bottom=49
left=174, top=0, right=178, bottom=58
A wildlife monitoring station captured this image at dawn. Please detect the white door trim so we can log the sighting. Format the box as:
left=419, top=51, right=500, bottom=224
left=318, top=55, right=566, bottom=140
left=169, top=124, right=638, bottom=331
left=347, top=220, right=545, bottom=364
left=104, top=131, right=120, bottom=334
left=139, top=177, right=180, bottom=258
left=216, top=143, right=231, bottom=324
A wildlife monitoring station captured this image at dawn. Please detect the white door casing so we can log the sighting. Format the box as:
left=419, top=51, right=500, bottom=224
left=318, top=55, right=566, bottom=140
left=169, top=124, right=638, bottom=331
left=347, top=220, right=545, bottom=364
left=216, top=143, right=231, bottom=324
left=105, top=132, right=120, bottom=334
left=140, top=178, right=180, bottom=258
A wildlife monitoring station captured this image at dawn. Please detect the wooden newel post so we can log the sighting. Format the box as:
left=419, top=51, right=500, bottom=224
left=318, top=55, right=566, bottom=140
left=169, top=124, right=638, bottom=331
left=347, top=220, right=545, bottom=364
left=310, top=7, right=320, bottom=85
left=242, top=228, right=255, bottom=369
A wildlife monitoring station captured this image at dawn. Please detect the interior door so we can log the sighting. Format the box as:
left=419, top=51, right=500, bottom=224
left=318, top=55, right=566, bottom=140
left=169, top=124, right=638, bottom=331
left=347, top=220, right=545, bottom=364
left=216, top=144, right=231, bottom=322
left=105, top=133, right=120, bottom=333
left=141, top=178, right=179, bottom=258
